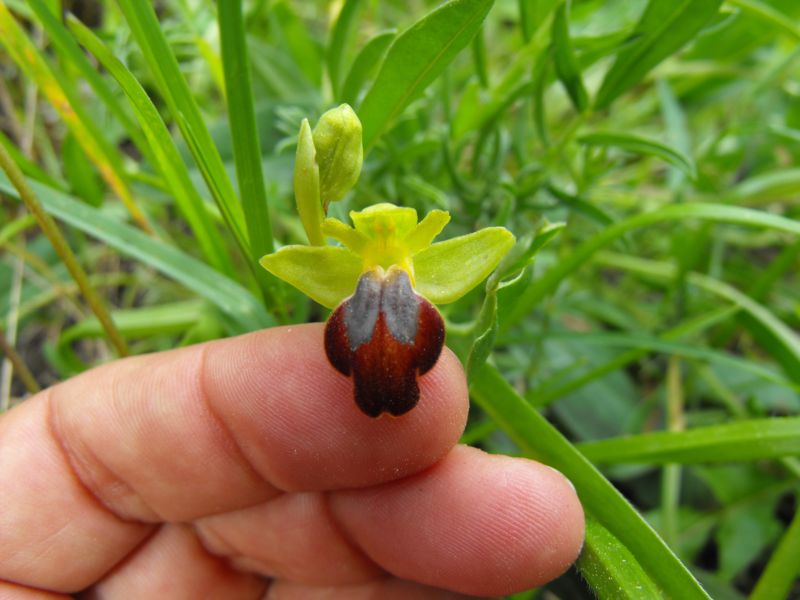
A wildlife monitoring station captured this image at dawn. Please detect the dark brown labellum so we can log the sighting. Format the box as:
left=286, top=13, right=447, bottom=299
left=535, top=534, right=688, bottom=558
left=324, top=267, right=445, bottom=417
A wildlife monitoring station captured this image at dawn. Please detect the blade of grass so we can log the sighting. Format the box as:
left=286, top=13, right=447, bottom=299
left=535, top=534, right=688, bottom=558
left=551, top=1, right=588, bottom=113
left=661, top=356, right=684, bottom=547
left=0, top=140, right=129, bottom=357
left=328, top=0, right=367, bottom=97
left=750, top=504, right=800, bottom=600
left=0, top=2, right=153, bottom=233
left=470, top=363, right=710, bottom=599
left=27, top=0, right=156, bottom=167
left=0, top=172, right=272, bottom=333
left=114, top=1, right=249, bottom=257
left=595, top=0, right=723, bottom=109
left=217, top=0, right=274, bottom=261
left=66, top=16, right=234, bottom=276
left=341, top=29, right=396, bottom=106
left=501, top=203, right=800, bottom=331
left=578, top=131, right=696, bottom=179
left=577, top=417, right=800, bottom=464
left=359, top=0, right=495, bottom=149
left=594, top=251, right=800, bottom=385
left=726, top=0, right=800, bottom=41
left=577, top=516, right=666, bottom=599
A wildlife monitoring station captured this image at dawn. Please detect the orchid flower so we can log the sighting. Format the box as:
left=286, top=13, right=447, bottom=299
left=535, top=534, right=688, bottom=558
left=260, top=105, right=514, bottom=417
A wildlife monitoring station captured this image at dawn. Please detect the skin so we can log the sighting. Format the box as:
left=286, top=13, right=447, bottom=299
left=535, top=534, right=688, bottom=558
left=0, top=324, right=584, bottom=599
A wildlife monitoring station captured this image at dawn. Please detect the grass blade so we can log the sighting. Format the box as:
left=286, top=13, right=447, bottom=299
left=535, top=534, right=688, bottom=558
left=217, top=0, right=274, bottom=261
left=26, top=0, right=155, bottom=167
left=114, top=0, right=248, bottom=254
left=579, top=131, right=696, bottom=179
left=341, top=29, right=397, bottom=106
left=501, top=203, right=800, bottom=331
left=0, top=173, right=272, bottom=333
left=66, top=16, right=234, bottom=276
left=578, top=417, right=800, bottom=464
left=577, top=516, right=665, bottom=599
left=595, top=0, right=723, bottom=109
left=0, top=141, right=129, bottom=357
left=0, top=3, right=153, bottom=233
left=359, top=0, right=494, bottom=149
left=750, top=505, right=800, bottom=600
left=551, top=2, right=588, bottom=113
left=328, top=0, right=367, bottom=97
left=470, top=364, right=710, bottom=599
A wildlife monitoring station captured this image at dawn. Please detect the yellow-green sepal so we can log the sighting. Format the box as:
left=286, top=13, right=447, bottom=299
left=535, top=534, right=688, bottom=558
left=414, top=227, right=516, bottom=304
left=259, top=246, right=362, bottom=309
left=294, top=119, right=324, bottom=245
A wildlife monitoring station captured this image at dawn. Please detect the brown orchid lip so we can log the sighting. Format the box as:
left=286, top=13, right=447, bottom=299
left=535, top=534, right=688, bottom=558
left=324, top=266, right=445, bottom=417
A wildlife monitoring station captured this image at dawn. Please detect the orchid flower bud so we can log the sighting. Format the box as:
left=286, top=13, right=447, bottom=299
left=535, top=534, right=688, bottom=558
left=312, top=104, right=363, bottom=207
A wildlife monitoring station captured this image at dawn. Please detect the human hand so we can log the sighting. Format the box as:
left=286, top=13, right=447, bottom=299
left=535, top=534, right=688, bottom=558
left=0, top=324, right=584, bottom=599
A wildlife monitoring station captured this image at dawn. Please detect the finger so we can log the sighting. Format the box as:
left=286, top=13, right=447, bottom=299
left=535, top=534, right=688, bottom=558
left=85, top=524, right=266, bottom=600
left=0, top=582, right=70, bottom=600
left=266, top=578, right=475, bottom=600
left=330, top=445, right=585, bottom=598
left=0, top=324, right=467, bottom=592
left=196, top=492, right=382, bottom=586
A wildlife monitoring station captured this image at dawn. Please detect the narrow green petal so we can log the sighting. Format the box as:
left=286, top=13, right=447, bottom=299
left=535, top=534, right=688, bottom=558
left=321, top=217, right=369, bottom=254
left=405, top=209, right=450, bottom=254
left=294, top=119, right=324, bottom=245
left=259, top=245, right=361, bottom=309
left=414, top=227, right=516, bottom=304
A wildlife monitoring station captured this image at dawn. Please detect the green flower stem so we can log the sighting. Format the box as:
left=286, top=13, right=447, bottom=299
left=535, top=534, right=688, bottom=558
left=0, top=142, right=129, bottom=357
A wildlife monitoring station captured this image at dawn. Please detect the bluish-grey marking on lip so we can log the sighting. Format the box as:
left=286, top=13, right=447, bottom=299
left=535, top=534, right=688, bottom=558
left=381, top=268, right=419, bottom=345
left=344, top=270, right=381, bottom=351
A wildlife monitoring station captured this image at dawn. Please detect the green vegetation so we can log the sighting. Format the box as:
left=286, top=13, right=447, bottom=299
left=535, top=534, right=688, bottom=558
left=1, top=0, right=799, bottom=597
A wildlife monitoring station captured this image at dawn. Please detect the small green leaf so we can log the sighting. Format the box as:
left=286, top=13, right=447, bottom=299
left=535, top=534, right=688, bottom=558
left=579, top=131, right=697, bottom=179
left=359, top=0, right=495, bottom=148
left=415, top=227, right=515, bottom=304
left=552, top=2, right=588, bottom=113
left=595, top=0, right=723, bottom=109
left=259, top=246, right=362, bottom=309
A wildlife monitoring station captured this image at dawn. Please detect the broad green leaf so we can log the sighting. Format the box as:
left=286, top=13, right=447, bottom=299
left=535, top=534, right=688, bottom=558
left=578, top=417, right=800, bottom=464
left=595, top=0, right=723, bottom=109
left=341, top=29, right=397, bottom=106
left=218, top=0, right=275, bottom=262
left=359, top=0, right=495, bottom=148
left=578, top=517, right=666, bottom=599
left=552, top=2, right=588, bottom=113
left=415, top=227, right=515, bottom=304
left=328, top=0, right=368, bottom=96
left=470, top=364, right=710, bottom=599
left=67, top=16, right=234, bottom=276
left=579, top=131, right=696, bottom=179
left=259, top=246, right=362, bottom=309
left=0, top=173, right=271, bottom=333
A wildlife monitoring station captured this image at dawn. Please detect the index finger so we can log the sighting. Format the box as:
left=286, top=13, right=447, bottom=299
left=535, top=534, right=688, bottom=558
left=0, top=323, right=468, bottom=592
